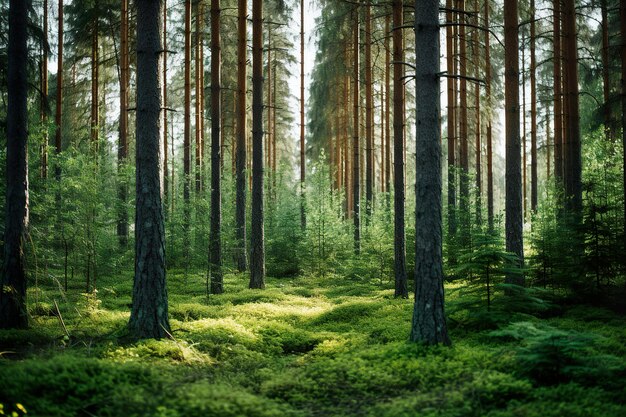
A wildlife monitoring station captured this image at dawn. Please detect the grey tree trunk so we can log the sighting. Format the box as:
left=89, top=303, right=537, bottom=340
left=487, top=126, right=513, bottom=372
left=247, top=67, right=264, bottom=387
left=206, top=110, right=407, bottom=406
left=352, top=4, right=361, bottom=255
left=504, top=0, right=524, bottom=286
left=0, top=0, right=30, bottom=329
left=129, top=0, right=171, bottom=339
left=392, top=0, right=407, bottom=299
left=235, top=0, right=248, bottom=272
left=249, top=0, right=265, bottom=289
left=209, top=0, right=223, bottom=294
left=410, top=0, right=450, bottom=346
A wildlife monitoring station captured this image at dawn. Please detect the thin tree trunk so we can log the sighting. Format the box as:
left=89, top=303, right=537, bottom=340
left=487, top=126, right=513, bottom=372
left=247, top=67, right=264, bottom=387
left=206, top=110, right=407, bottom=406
left=118, top=0, right=129, bottom=246
left=249, top=0, right=265, bottom=289
left=196, top=1, right=204, bottom=193
left=504, top=0, right=524, bottom=287
left=621, top=0, right=626, bottom=253
left=562, top=0, right=582, bottom=213
left=0, top=0, right=29, bottom=329
left=601, top=0, right=612, bottom=138
left=473, top=0, right=481, bottom=225
left=547, top=107, right=551, bottom=181
left=163, top=0, right=168, bottom=210
left=40, top=0, right=48, bottom=179
left=530, top=0, right=538, bottom=212
left=553, top=0, right=563, bottom=181
left=393, top=0, right=407, bottom=298
left=365, top=0, right=373, bottom=218
left=485, top=0, right=493, bottom=230
left=446, top=0, right=457, bottom=244
left=183, top=0, right=192, bottom=257
left=129, top=0, right=170, bottom=340
left=55, top=0, right=63, bottom=178
left=353, top=3, right=361, bottom=254
left=266, top=26, right=272, bottom=183
left=300, top=0, right=306, bottom=230
left=458, top=0, right=469, bottom=244
left=522, top=34, right=527, bottom=220
left=210, top=0, right=223, bottom=294
left=91, top=17, right=99, bottom=149
left=236, top=0, right=248, bottom=271
left=411, top=0, right=450, bottom=346
left=385, top=12, right=391, bottom=196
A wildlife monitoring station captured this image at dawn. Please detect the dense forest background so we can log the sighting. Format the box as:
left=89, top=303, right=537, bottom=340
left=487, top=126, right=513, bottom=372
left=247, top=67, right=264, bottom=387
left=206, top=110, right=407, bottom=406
left=1, top=0, right=626, bottom=416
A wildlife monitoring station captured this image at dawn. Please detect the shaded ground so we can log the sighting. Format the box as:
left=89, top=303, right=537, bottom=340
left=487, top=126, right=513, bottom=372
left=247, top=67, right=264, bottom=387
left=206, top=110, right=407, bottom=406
left=1, top=272, right=625, bottom=417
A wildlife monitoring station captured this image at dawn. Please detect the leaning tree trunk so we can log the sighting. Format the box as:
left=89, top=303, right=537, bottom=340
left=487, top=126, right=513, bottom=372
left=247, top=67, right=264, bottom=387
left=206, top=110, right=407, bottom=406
left=504, top=0, right=524, bottom=287
left=249, top=0, right=265, bottom=289
left=411, top=0, right=450, bottom=345
left=209, top=0, right=223, bottom=294
left=235, top=0, right=248, bottom=271
left=0, top=0, right=30, bottom=329
left=392, top=0, right=407, bottom=298
left=129, top=0, right=171, bottom=340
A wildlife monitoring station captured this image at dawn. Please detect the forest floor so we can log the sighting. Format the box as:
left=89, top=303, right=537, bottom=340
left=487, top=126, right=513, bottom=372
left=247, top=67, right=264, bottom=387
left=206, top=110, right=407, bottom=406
left=1, top=271, right=625, bottom=417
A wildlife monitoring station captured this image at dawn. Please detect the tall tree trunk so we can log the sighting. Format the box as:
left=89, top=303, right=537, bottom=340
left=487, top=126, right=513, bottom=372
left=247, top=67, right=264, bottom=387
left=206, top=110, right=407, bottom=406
left=446, top=0, right=457, bottom=245
left=562, top=0, right=582, bottom=214
left=504, top=0, right=524, bottom=286
left=163, top=0, right=169, bottom=211
left=353, top=3, right=361, bottom=254
left=40, top=0, right=48, bottom=179
left=473, top=0, right=481, bottom=225
left=118, top=0, right=130, bottom=246
left=411, top=0, right=450, bottom=346
left=210, top=0, right=223, bottom=294
left=530, top=0, right=538, bottom=212
left=129, top=0, right=170, bottom=340
left=392, top=0, right=407, bottom=298
left=553, top=0, right=563, bottom=181
left=266, top=26, right=272, bottom=183
left=0, top=0, right=30, bottom=329
left=196, top=1, right=205, bottom=193
left=384, top=12, right=391, bottom=197
left=365, top=0, right=373, bottom=218
left=522, top=36, right=527, bottom=220
left=183, top=0, right=192, bottom=258
left=236, top=0, right=248, bottom=271
left=55, top=0, right=63, bottom=179
left=300, top=0, right=306, bottom=229
left=601, top=0, right=612, bottom=138
left=485, top=0, right=493, bottom=230
left=249, top=0, right=265, bottom=289
left=458, top=0, right=469, bottom=245
left=91, top=17, right=99, bottom=149
left=621, top=0, right=626, bottom=252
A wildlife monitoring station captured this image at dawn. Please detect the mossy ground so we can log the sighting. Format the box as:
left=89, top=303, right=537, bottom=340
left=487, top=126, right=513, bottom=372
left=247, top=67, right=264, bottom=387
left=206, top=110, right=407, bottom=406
left=1, top=272, right=625, bottom=417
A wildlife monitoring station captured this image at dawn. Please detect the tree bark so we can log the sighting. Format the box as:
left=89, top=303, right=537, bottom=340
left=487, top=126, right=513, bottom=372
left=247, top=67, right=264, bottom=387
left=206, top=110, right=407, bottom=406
left=210, top=0, right=223, bottom=294
left=196, top=1, right=205, bottom=193
left=163, top=0, right=169, bottom=211
left=530, top=0, right=538, bottom=212
left=446, top=0, right=458, bottom=245
left=55, top=0, right=63, bottom=175
left=129, top=0, right=170, bottom=339
left=411, top=0, right=450, bottom=345
left=300, top=0, right=306, bottom=230
left=90, top=17, right=99, bottom=150
left=504, top=0, right=524, bottom=286
left=384, top=12, right=391, bottom=196
left=562, top=0, right=582, bottom=214
left=365, top=0, right=373, bottom=218
left=118, top=0, right=130, bottom=246
left=621, top=0, right=626, bottom=251
left=353, top=3, right=361, bottom=254
left=392, top=0, right=407, bottom=298
left=553, top=0, right=563, bottom=181
left=601, top=0, right=612, bottom=138
left=236, top=0, right=248, bottom=271
left=458, top=0, right=469, bottom=245
left=183, top=0, right=192, bottom=257
left=40, top=0, right=48, bottom=179
left=485, top=0, right=493, bottom=230
left=473, top=0, right=481, bottom=225
left=249, top=0, right=265, bottom=289
left=0, top=0, right=30, bottom=329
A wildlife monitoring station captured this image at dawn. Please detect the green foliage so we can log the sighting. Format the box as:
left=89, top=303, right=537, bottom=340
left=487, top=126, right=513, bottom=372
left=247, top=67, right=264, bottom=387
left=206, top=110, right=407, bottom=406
left=491, top=321, right=626, bottom=386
